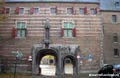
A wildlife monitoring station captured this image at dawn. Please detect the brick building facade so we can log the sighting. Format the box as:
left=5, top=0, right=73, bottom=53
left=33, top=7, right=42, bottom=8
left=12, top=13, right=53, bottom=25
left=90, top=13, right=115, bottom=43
left=0, top=0, right=119, bottom=74
left=100, top=0, right=120, bottom=65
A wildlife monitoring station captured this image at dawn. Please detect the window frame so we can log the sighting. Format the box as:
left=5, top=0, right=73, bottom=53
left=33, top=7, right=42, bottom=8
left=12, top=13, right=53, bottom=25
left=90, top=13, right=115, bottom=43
left=112, top=15, right=117, bottom=23
left=5, top=7, right=10, bottom=14
left=115, top=2, right=120, bottom=8
left=114, top=48, right=119, bottom=57
left=113, top=33, right=118, bottom=43
left=33, top=7, right=39, bottom=15
left=19, top=7, right=25, bottom=15
left=79, top=8, right=84, bottom=15
left=62, top=20, right=75, bottom=38
left=15, top=21, right=27, bottom=38
left=50, top=7, right=56, bottom=15
left=66, top=7, right=72, bottom=15
left=90, top=8, right=95, bottom=15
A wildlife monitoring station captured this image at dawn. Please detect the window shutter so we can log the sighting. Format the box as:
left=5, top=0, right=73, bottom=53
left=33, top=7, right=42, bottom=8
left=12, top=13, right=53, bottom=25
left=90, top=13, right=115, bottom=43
left=12, top=27, right=16, bottom=38
left=72, top=27, right=76, bottom=37
left=61, top=28, right=64, bottom=37
left=30, top=7, right=34, bottom=14
left=84, top=7, right=87, bottom=15
left=15, top=7, right=19, bottom=14
left=0, top=7, right=5, bottom=14
left=95, top=7, right=98, bottom=14
left=2, top=7, right=5, bottom=14
left=55, top=6, right=58, bottom=14
left=72, top=7, right=74, bottom=14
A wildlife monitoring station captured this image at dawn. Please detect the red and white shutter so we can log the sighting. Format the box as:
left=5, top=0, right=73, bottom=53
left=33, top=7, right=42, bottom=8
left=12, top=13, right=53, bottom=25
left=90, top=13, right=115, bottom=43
left=55, top=6, right=58, bottom=14
left=15, top=7, right=20, bottom=14
left=0, top=7, right=5, bottom=14
left=95, top=7, right=98, bottom=14
left=30, top=7, right=34, bottom=14
left=72, top=27, right=76, bottom=37
left=84, top=7, right=87, bottom=15
left=72, top=7, right=74, bottom=14
left=61, top=27, right=64, bottom=37
left=12, top=27, right=16, bottom=38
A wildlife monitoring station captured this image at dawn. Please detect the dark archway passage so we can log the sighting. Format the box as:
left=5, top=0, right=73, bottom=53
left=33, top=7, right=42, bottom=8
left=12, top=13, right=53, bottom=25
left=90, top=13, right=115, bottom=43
left=35, top=49, right=58, bottom=75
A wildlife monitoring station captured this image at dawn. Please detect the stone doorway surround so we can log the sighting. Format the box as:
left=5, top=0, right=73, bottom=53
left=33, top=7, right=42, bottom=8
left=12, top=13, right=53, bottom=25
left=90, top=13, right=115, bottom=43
left=32, top=44, right=80, bottom=78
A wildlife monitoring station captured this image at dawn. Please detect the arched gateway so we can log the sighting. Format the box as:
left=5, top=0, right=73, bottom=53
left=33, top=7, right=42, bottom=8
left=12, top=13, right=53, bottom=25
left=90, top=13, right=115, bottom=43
left=32, top=19, right=80, bottom=78
left=32, top=44, right=80, bottom=78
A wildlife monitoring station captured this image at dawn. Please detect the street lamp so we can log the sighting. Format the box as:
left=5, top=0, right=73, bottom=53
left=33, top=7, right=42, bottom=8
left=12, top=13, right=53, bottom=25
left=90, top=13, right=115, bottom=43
left=12, top=51, right=23, bottom=78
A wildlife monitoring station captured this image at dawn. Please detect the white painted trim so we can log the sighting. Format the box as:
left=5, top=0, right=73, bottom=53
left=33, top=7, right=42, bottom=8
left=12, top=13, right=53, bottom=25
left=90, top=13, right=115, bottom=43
left=79, top=8, right=84, bottom=15
left=66, top=7, right=73, bottom=15
left=33, top=7, right=40, bottom=15
left=15, top=20, right=27, bottom=28
left=50, top=6, right=57, bottom=15
left=19, top=7, right=25, bottom=15
left=62, top=19, right=75, bottom=28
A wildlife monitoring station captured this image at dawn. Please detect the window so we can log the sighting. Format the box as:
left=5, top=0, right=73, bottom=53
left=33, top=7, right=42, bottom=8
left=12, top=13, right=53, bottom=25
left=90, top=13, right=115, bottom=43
left=114, top=49, right=119, bottom=56
left=115, top=2, right=120, bottom=8
left=5, top=8, right=10, bottom=14
left=79, top=8, right=84, bottom=15
left=90, top=8, right=95, bottom=15
left=113, top=33, right=118, bottom=42
left=34, top=8, right=39, bottom=15
left=19, top=8, right=24, bottom=15
left=64, top=22, right=73, bottom=37
left=112, top=15, right=117, bottom=23
left=50, top=8, right=55, bottom=14
left=16, top=22, right=26, bottom=37
left=67, top=8, right=72, bottom=14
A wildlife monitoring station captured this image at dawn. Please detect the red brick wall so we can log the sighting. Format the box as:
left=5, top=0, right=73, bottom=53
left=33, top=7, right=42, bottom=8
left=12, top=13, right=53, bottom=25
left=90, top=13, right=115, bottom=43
left=0, top=2, right=102, bottom=73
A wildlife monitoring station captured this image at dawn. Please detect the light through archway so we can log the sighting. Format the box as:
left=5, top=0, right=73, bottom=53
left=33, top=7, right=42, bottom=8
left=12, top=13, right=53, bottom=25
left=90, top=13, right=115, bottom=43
left=40, top=55, right=56, bottom=76
left=64, top=58, right=73, bottom=74
left=63, top=55, right=76, bottom=75
left=35, top=49, right=58, bottom=76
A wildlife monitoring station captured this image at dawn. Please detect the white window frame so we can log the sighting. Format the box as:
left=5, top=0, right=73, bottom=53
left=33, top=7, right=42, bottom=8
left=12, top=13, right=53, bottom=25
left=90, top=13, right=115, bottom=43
left=33, top=7, right=40, bottom=15
left=79, top=8, right=84, bottom=15
left=90, top=8, right=95, bottom=15
left=15, top=20, right=27, bottom=38
left=19, top=7, right=25, bottom=15
left=66, top=7, right=73, bottom=15
left=62, top=19, right=75, bottom=38
left=50, top=6, right=56, bottom=15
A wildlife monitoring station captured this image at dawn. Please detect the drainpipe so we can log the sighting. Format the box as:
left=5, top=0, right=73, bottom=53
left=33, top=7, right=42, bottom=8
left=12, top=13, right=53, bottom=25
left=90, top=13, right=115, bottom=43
left=100, top=16, right=104, bottom=67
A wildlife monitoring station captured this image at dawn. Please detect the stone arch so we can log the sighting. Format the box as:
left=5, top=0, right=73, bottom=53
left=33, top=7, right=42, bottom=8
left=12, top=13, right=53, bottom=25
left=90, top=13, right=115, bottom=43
left=63, top=55, right=76, bottom=67
left=32, top=48, right=58, bottom=75
left=36, top=49, right=58, bottom=65
left=32, top=44, right=80, bottom=78
left=63, top=55, right=76, bottom=74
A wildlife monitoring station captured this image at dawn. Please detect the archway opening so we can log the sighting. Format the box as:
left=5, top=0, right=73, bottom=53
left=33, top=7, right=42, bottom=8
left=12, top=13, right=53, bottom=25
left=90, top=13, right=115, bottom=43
left=63, top=55, right=76, bottom=75
left=40, top=55, right=55, bottom=76
left=36, top=49, right=58, bottom=76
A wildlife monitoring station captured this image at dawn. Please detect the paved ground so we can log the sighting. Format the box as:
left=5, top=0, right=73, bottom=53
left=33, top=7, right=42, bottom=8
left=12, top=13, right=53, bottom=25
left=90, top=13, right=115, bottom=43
left=40, top=64, right=73, bottom=75
left=0, top=73, right=97, bottom=78
left=0, top=64, right=97, bottom=78
left=32, top=74, right=98, bottom=78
